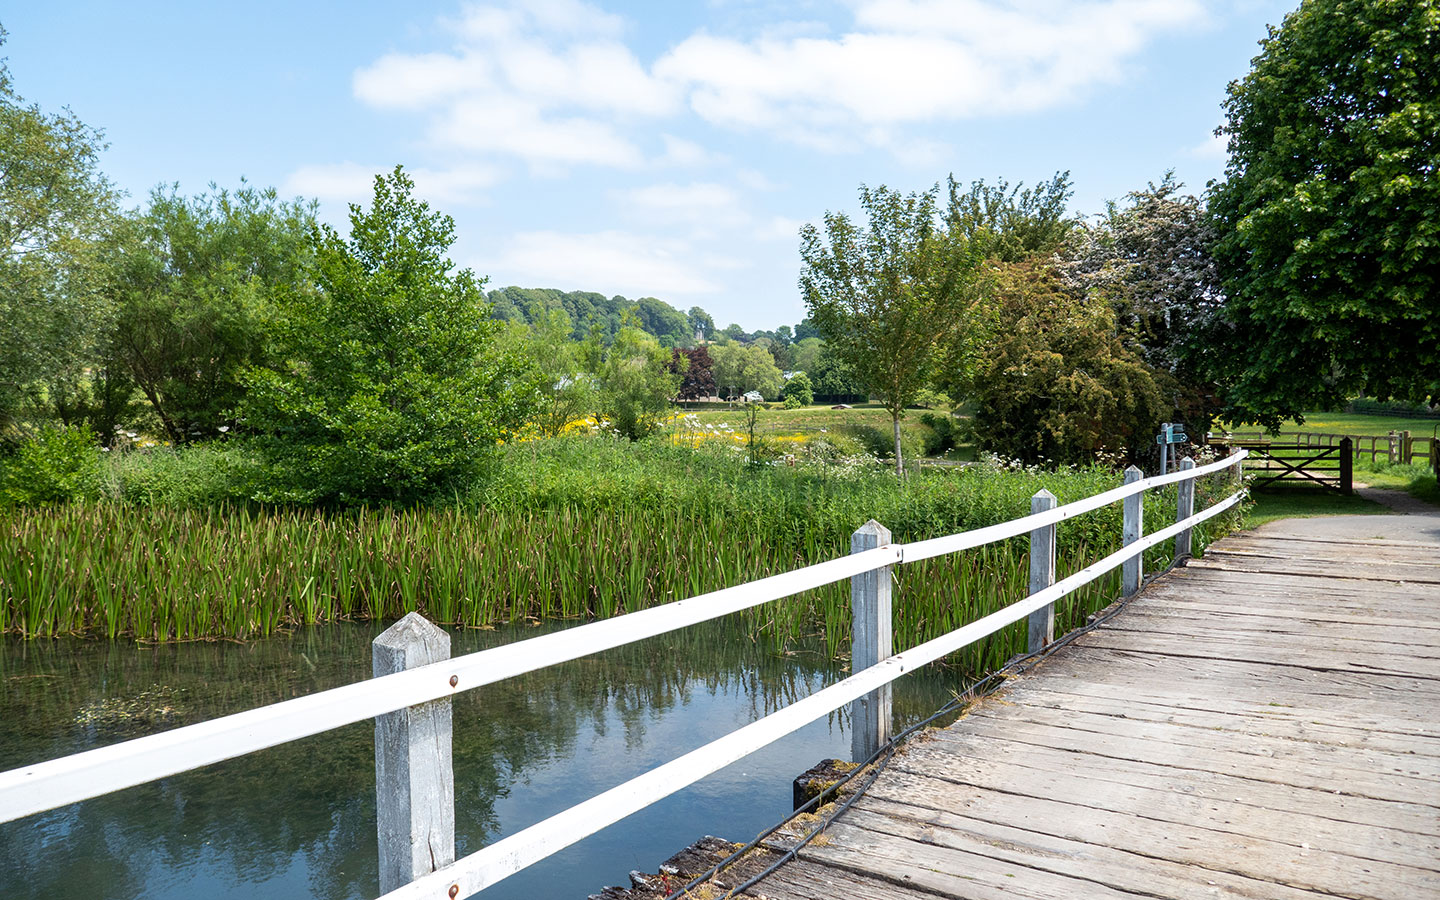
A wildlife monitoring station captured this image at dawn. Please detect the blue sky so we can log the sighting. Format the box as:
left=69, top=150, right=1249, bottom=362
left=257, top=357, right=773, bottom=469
left=5, top=0, right=1292, bottom=331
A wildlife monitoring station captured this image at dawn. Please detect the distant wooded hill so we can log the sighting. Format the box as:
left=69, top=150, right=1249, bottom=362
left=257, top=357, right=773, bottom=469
left=487, top=286, right=815, bottom=347
left=487, top=287, right=697, bottom=346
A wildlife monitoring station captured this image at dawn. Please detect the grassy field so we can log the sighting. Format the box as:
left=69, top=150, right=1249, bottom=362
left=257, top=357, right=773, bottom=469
left=1254, top=411, right=1440, bottom=437
left=673, top=402, right=975, bottom=461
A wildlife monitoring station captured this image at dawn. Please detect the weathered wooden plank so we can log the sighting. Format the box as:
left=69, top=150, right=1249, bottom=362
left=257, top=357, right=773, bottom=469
left=1212, top=540, right=1440, bottom=566
left=861, top=770, right=1440, bottom=898
left=1096, top=615, right=1440, bottom=659
left=963, top=701, right=1440, bottom=781
left=1070, top=628, right=1440, bottom=681
left=894, top=729, right=1440, bottom=837
left=740, top=857, right=942, bottom=900
left=1204, top=546, right=1440, bottom=568
left=1149, top=578, right=1440, bottom=608
left=1005, top=676, right=1440, bottom=741
left=991, top=681, right=1440, bottom=755
left=1028, top=650, right=1440, bottom=720
left=794, top=821, right=1153, bottom=899
left=887, top=740, right=1440, bottom=868
left=1167, top=566, right=1440, bottom=597
left=1185, top=556, right=1440, bottom=585
left=929, top=714, right=1440, bottom=806
left=1220, top=533, right=1439, bottom=554
left=1108, top=600, right=1440, bottom=636
left=836, top=798, right=1348, bottom=900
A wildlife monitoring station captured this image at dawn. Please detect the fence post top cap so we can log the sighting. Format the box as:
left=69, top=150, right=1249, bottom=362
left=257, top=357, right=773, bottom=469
left=854, top=519, right=890, bottom=538
left=1179, top=456, right=1196, bottom=468
left=1031, top=488, right=1057, bottom=501
left=1123, top=465, right=1143, bottom=477
left=374, top=611, right=450, bottom=650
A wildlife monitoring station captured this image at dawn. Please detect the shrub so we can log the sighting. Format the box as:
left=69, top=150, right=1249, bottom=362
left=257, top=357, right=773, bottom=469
left=241, top=167, right=538, bottom=504
left=919, top=411, right=966, bottom=456
left=0, top=425, right=101, bottom=505
left=781, top=371, right=814, bottom=407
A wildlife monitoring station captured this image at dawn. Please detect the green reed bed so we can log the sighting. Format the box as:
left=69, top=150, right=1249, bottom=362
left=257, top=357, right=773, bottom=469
left=0, top=436, right=1242, bottom=670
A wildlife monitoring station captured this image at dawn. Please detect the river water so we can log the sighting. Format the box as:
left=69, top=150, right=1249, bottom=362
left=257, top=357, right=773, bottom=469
left=0, top=619, right=961, bottom=900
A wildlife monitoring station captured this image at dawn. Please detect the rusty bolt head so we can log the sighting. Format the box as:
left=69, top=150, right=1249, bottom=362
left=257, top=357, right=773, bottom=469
left=449, top=885, right=460, bottom=899
left=449, top=675, right=459, bottom=688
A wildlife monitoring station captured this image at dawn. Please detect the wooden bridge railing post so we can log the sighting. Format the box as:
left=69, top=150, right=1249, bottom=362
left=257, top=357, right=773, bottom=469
left=850, top=520, right=893, bottom=763
left=1340, top=437, right=1353, bottom=495
left=373, top=612, right=456, bottom=894
left=1122, top=466, right=1144, bottom=597
left=1174, top=458, right=1196, bottom=563
left=1027, top=490, right=1058, bottom=654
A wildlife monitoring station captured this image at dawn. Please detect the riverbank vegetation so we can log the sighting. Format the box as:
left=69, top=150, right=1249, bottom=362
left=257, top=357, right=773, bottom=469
left=0, top=436, right=1242, bottom=672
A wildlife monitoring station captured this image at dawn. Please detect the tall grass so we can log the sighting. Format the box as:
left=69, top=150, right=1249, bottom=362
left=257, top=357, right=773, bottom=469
left=0, top=437, right=1242, bottom=670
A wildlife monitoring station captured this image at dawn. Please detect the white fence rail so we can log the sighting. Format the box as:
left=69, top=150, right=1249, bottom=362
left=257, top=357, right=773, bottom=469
left=0, top=451, right=1248, bottom=899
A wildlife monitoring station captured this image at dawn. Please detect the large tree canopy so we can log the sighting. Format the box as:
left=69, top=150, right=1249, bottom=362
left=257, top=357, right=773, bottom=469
left=1207, top=0, right=1440, bottom=426
left=0, top=37, right=118, bottom=431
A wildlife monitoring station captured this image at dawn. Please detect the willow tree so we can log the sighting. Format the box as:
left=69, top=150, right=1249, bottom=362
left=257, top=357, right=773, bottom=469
left=799, top=184, right=986, bottom=475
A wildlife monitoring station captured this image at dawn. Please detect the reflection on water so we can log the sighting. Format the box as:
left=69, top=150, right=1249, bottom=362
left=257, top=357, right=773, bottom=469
left=0, top=620, right=960, bottom=900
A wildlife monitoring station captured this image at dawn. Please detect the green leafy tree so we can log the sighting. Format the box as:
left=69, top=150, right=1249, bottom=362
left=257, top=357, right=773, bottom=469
left=945, top=172, right=1076, bottom=263
left=970, top=261, right=1170, bottom=465
left=808, top=342, right=865, bottom=401
left=242, top=166, right=537, bottom=503
left=709, top=341, right=783, bottom=400
left=109, top=183, right=316, bottom=443
left=791, top=337, right=824, bottom=374
left=0, top=36, right=119, bottom=432
left=800, top=183, right=986, bottom=474
left=634, top=296, right=690, bottom=347
left=594, top=323, right=681, bottom=440
left=1206, top=0, right=1440, bottom=427
left=781, top=370, right=814, bottom=408
left=686, top=306, right=715, bottom=342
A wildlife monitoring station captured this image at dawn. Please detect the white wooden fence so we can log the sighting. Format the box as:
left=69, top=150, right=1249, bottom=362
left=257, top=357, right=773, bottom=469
left=0, top=452, right=1248, bottom=899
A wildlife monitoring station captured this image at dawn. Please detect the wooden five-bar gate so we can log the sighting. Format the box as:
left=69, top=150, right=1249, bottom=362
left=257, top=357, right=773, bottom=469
left=0, top=454, right=1250, bottom=898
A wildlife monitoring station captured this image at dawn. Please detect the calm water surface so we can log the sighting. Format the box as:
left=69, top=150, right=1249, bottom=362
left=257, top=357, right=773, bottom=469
left=0, top=620, right=961, bottom=899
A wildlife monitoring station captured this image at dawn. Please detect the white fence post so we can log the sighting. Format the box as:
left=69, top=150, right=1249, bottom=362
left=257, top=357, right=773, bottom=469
left=1175, top=457, right=1196, bottom=563
left=1027, top=489, right=1058, bottom=654
left=1122, top=466, right=1144, bottom=597
left=850, top=519, right=893, bottom=763
left=374, top=612, right=456, bottom=894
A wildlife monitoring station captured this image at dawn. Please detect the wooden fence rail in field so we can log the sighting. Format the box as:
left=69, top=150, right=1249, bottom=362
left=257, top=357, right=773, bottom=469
left=0, top=452, right=1249, bottom=900
left=1215, top=429, right=1437, bottom=471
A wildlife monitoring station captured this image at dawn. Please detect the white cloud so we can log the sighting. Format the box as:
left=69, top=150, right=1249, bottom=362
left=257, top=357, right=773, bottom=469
left=431, top=98, right=643, bottom=168
left=346, top=0, right=1212, bottom=169
left=613, top=182, right=749, bottom=227
left=481, top=230, right=730, bottom=296
left=351, top=0, right=672, bottom=172
left=657, top=0, right=1207, bottom=144
left=655, top=134, right=721, bottom=167
left=283, top=161, right=501, bottom=206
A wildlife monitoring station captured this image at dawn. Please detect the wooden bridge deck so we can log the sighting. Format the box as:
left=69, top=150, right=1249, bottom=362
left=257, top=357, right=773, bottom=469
left=742, top=524, right=1440, bottom=899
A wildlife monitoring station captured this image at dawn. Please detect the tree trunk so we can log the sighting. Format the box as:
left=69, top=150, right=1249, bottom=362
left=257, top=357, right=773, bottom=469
left=892, top=414, right=904, bottom=479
